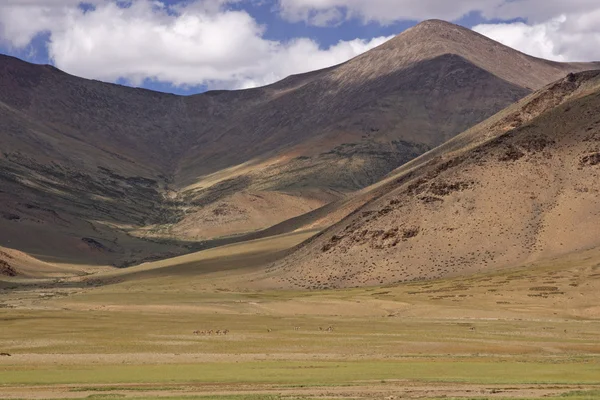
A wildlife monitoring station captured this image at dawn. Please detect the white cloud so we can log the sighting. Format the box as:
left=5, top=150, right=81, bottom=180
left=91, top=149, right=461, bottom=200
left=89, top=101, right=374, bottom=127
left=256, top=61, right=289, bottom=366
left=277, top=0, right=600, bottom=26
left=474, top=10, right=600, bottom=62
left=0, top=0, right=93, bottom=4
left=480, top=0, right=600, bottom=23
left=278, top=0, right=600, bottom=62
left=0, top=0, right=391, bottom=89
left=236, top=35, right=392, bottom=88
left=473, top=18, right=568, bottom=61
left=3, top=0, right=600, bottom=90
left=277, top=0, right=501, bottom=25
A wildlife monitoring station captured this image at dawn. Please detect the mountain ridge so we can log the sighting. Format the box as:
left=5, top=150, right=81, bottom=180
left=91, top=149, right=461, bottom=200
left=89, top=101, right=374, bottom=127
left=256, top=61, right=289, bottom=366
left=0, top=20, right=598, bottom=270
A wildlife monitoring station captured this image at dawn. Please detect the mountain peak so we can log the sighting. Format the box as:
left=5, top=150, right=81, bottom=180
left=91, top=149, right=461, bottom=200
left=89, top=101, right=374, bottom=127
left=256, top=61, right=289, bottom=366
left=346, top=19, right=597, bottom=91
left=412, top=18, right=463, bottom=30
left=390, top=19, right=473, bottom=43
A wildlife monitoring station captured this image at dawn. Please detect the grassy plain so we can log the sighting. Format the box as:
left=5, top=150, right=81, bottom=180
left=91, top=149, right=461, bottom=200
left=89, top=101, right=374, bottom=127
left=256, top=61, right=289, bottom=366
left=1, top=231, right=600, bottom=399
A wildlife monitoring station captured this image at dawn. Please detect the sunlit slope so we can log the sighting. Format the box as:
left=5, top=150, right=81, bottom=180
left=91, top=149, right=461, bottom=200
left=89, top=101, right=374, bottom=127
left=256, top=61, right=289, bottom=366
left=265, top=71, right=600, bottom=289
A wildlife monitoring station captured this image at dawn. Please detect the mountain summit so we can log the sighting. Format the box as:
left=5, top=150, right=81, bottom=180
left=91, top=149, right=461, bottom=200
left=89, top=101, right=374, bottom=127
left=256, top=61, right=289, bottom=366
left=360, top=19, right=592, bottom=90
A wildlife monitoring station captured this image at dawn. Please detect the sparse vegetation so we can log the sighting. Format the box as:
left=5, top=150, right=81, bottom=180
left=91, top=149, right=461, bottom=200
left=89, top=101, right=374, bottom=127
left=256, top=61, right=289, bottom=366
left=1, top=19, right=600, bottom=400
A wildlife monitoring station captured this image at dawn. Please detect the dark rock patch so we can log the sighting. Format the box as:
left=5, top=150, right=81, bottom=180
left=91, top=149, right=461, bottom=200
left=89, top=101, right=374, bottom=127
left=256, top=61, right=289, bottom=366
left=500, top=145, right=525, bottom=162
left=322, top=234, right=344, bottom=252
left=0, top=260, right=17, bottom=276
left=1, top=212, right=20, bottom=221
left=420, top=196, right=444, bottom=204
left=402, top=227, right=420, bottom=239
left=517, top=134, right=555, bottom=153
left=82, top=238, right=113, bottom=253
left=429, top=181, right=474, bottom=196
left=581, top=153, right=600, bottom=166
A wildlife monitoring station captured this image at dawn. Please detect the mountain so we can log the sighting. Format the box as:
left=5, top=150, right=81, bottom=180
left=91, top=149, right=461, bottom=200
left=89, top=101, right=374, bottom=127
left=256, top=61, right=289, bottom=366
left=262, top=70, right=600, bottom=289
left=0, top=20, right=598, bottom=269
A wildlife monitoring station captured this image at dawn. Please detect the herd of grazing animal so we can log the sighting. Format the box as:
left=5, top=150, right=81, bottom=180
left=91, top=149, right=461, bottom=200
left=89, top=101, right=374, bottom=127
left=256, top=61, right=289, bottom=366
left=193, top=329, right=229, bottom=335
left=272, top=326, right=334, bottom=332
left=192, top=326, right=335, bottom=335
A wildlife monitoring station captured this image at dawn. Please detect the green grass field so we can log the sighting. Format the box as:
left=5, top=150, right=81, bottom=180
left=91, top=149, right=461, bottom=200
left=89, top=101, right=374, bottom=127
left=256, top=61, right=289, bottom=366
left=3, top=391, right=600, bottom=400
left=2, top=360, right=600, bottom=386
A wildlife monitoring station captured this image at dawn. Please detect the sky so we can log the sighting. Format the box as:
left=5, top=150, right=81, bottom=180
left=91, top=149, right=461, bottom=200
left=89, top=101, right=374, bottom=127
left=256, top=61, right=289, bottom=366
left=1, top=0, right=600, bottom=95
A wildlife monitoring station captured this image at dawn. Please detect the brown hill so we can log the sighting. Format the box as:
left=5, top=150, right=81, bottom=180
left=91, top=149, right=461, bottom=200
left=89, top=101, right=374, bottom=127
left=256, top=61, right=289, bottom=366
left=0, top=20, right=597, bottom=268
left=262, top=70, right=600, bottom=289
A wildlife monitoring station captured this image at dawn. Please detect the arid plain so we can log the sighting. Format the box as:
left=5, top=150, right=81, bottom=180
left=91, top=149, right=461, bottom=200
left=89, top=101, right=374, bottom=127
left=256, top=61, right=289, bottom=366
left=2, top=230, right=600, bottom=399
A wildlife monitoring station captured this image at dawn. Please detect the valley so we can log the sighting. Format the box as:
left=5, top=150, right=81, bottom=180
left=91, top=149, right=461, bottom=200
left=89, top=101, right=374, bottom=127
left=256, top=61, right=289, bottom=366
left=1, top=18, right=600, bottom=400
left=1, top=20, right=598, bottom=268
left=1, top=230, right=600, bottom=399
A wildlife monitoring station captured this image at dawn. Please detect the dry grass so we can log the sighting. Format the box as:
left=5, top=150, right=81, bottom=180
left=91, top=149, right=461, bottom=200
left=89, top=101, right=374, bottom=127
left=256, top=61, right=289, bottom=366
left=1, top=231, right=600, bottom=399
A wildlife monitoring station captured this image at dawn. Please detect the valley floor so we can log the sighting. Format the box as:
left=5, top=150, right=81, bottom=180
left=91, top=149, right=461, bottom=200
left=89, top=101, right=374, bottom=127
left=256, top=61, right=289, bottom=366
left=1, top=231, right=600, bottom=400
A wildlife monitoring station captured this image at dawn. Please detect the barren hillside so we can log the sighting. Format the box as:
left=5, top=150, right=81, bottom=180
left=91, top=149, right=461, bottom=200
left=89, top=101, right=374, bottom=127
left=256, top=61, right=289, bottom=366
left=264, top=71, right=600, bottom=289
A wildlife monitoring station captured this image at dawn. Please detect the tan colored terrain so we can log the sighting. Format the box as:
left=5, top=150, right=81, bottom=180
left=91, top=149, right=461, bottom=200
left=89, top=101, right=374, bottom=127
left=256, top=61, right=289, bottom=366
left=2, top=19, right=600, bottom=400
left=1, top=230, right=599, bottom=399
left=1, top=20, right=598, bottom=270
left=265, top=70, right=600, bottom=289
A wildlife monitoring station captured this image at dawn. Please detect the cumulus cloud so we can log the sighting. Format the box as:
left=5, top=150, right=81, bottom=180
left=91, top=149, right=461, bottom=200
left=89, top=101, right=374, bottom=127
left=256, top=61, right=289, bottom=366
left=473, top=18, right=569, bottom=61
left=235, top=35, right=392, bottom=89
left=474, top=7, right=600, bottom=62
left=479, top=0, right=600, bottom=23
left=2, top=0, right=599, bottom=90
left=277, top=0, right=600, bottom=26
left=277, top=0, right=500, bottom=25
left=0, top=0, right=391, bottom=89
left=279, top=0, right=600, bottom=62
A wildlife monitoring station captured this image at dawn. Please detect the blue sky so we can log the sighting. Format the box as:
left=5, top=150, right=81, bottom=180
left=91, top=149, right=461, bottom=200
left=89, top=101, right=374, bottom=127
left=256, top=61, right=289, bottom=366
left=3, top=1, right=426, bottom=94
left=0, top=1, right=598, bottom=94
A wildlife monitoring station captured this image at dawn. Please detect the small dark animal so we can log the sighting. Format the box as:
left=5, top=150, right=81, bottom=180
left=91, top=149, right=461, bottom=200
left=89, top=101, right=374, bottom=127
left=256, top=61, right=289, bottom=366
left=0, top=352, right=11, bottom=356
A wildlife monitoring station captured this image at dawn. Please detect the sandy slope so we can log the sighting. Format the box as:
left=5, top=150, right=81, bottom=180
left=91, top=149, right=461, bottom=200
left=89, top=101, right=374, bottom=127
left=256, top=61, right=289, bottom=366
left=264, top=71, right=600, bottom=289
